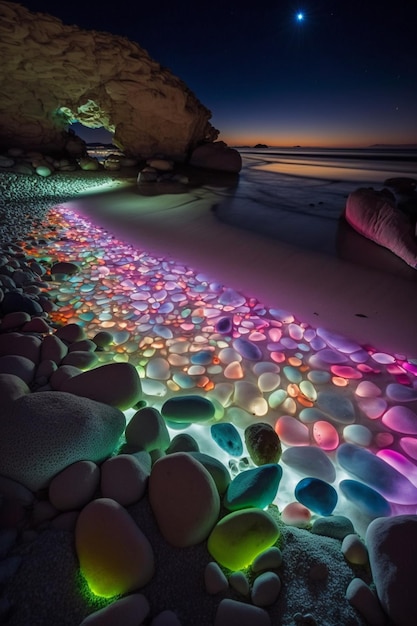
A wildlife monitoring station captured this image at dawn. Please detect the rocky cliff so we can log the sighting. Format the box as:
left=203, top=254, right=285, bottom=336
left=0, top=2, right=219, bottom=159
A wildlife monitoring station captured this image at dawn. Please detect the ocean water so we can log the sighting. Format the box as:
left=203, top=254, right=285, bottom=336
left=214, top=147, right=417, bottom=259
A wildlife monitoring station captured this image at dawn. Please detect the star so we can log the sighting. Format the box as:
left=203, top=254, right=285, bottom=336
left=296, top=12, right=304, bottom=22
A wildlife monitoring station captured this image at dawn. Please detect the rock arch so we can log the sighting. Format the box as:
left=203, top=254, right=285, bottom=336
left=0, top=1, right=218, bottom=158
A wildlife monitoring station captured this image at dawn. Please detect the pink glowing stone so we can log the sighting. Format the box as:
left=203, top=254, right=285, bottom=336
left=376, top=449, right=417, bottom=488
left=330, top=366, right=362, bottom=379
left=312, top=421, right=339, bottom=450
left=400, top=437, right=417, bottom=461
left=375, top=432, right=394, bottom=447
left=382, top=405, right=417, bottom=434
left=281, top=502, right=311, bottom=527
left=274, top=415, right=310, bottom=446
left=355, top=381, right=382, bottom=398
left=357, top=397, right=387, bottom=419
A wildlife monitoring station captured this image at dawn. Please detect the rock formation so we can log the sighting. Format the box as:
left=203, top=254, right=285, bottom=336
left=0, top=1, right=219, bottom=159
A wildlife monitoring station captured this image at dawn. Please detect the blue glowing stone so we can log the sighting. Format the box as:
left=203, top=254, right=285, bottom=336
left=337, top=443, right=417, bottom=505
left=295, top=477, right=338, bottom=516
left=190, top=350, right=213, bottom=365
left=211, top=423, right=243, bottom=457
left=339, top=480, right=392, bottom=518
left=224, top=464, right=283, bottom=511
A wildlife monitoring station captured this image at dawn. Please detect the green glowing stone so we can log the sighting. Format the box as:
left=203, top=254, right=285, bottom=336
left=207, top=508, right=280, bottom=571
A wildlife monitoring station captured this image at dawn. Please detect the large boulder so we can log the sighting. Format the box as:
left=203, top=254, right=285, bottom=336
left=0, top=391, right=125, bottom=491
left=0, top=1, right=218, bottom=158
left=190, top=141, right=242, bottom=173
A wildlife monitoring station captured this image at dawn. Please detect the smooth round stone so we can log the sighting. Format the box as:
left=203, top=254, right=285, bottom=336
left=125, top=407, right=170, bottom=452
left=214, top=599, right=270, bottom=626
left=0, top=355, right=35, bottom=385
left=92, top=331, right=114, bottom=348
left=100, top=454, right=149, bottom=506
left=60, top=362, right=142, bottom=411
left=204, top=561, right=228, bottom=594
left=1, top=291, right=42, bottom=315
left=312, top=420, right=339, bottom=450
left=343, top=424, right=372, bottom=447
left=146, top=357, right=170, bottom=380
left=228, top=571, right=250, bottom=595
left=399, top=437, right=417, bottom=460
left=311, top=515, right=354, bottom=539
left=141, top=379, right=167, bottom=397
left=298, top=407, right=327, bottom=424
left=41, top=334, right=68, bottom=365
left=234, top=381, right=268, bottom=416
left=55, top=323, right=86, bottom=343
left=224, top=361, right=244, bottom=379
left=228, top=407, right=255, bottom=429
left=357, top=397, right=387, bottom=419
left=386, top=383, right=417, bottom=402
left=151, top=610, right=182, bottom=626
left=342, top=534, right=369, bottom=565
left=281, top=502, right=311, bottom=527
left=161, top=395, right=216, bottom=424
left=233, top=338, right=262, bottom=361
left=218, top=348, right=241, bottom=364
left=189, top=452, right=231, bottom=495
left=274, top=416, right=310, bottom=446
left=208, top=508, right=280, bottom=571
left=258, top=372, right=280, bottom=392
left=345, top=578, right=387, bottom=626
left=307, top=370, right=331, bottom=384
left=49, top=461, right=100, bottom=511
left=253, top=362, right=280, bottom=376
left=337, top=444, right=417, bottom=505
left=219, top=289, right=246, bottom=307
left=295, top=478, right=338, bottom=516
left=283, top=366, right=302, bottom=384
left=281, top=446, right=336, bottom=483
left=79, top=594, right=150, bottom=626
left=268, top=389, right=287, bottom=408
left=149, top=452, right=220, bottom=547
left=316, top=328, right=362, bottom=353
left=211, top=423, right=243, bottom=456
left=376, top=449, right=417, bottom=486
left=355, top=380, right=382, bottom=398
left=316, top=392, right=355, bottom=424
left=224, top=464, right=282, bottom=511
left=299, top=380, right=317, bottom=402
left=215, top=317, right=233, bottom=334
left=62, top=351, right=98, bottom=370
left=382, top=405, right=417, bottom=434
left=1, top=311, right=31, bottom=330
left=313, top=349, right=348, bottom=364
left=245, top=423, right=282, bottom=466
left=252, top=546, right=283, bottom=572
left=166, top=434, right=199, bottom=454
left=75, top=498, right=154, bottom=597
left=251, top=572, right=281, bottom=607
left=190, top=350, right=213, bottom=365
left=172, top=372, right=194, bottom=389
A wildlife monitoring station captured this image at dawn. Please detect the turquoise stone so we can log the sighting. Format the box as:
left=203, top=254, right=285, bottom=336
left=339, top=479, right=392, bottom=517
left=224, top=464, right=282, bottom=511
left=211, top=423, right=243, bottom=456
left=161, top=395, right=216, bottom=423
left=191, top=351, right=214, bottom=365
left=295, top=477, right=338, bottom=516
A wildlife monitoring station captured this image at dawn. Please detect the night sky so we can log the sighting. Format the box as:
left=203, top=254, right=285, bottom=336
left=13, top=0, right=417, bottom=148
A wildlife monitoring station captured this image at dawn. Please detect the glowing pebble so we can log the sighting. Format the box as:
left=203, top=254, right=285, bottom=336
left=75, top=498, right=155, bottom=597
left=224, top=464, right=282, bottom=511
left=191, top=350, right=214, bottom=365
left=307, top=370, right=330, bottom=384
left=146, top=357, right=170, bottom=380
left=224, top=361, right=244, bottom=379
left=313, top=421, right=339, bottom=450
left=386, top=383, right=417, bottom=402
left=371, top=352, right=395, bottom=364
left=233, top=338, right=262, bottom=361
left=288, top=324, right=303, bottom=340
left=316, top=391, right=355, bottom=424
left=274, top=416, right=310, bottom=446
left=330, top=366, right=362, bottom=379
left=268, top=389, right=287, bottom=408
left=219, top=289, right=246, bottom=307
left=312, top=349, right=348, bottom=364
left=141, top=379, right=167, bottom=397
left=337, top=443, right=417, bottom=504
left=172, top=372, right=195, bottom=389
left=399, top=437, right=417, bottom=460
left=343, top=424, right=372, bottom=447
left=376, top=449, right=417, bottom=487
left=355, top=381, right=382, bottom=398
left=234, top=381, right=268, bottom=415
left=207, top=509, right=280, bottom=571
left=283, top=366, right=302, bottom=384
left=245, top=423, right=282, bottom=465
left=281, top=502, right=311, bottom=527
left=316, top=328, right=362, bottom=353
left=339, top=480, right=391, bottom=517
left=299, top=407, right=326, bottom=424
left=382, top=405, right=417, bottom=434
left=161, top=395, right=216, bottom=424
left=149, top=452, right=220, bottom=547
left=281, top=446, right=336, bottom=482
left=299, top=380, right=317, bottom=401
left=258, top=372, right=280, bottom=392
left=211, top=423, right=243, bottom=456
left=357, top=397, right=387, bottom=419
left=295, top=477, right=338, bottom=516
